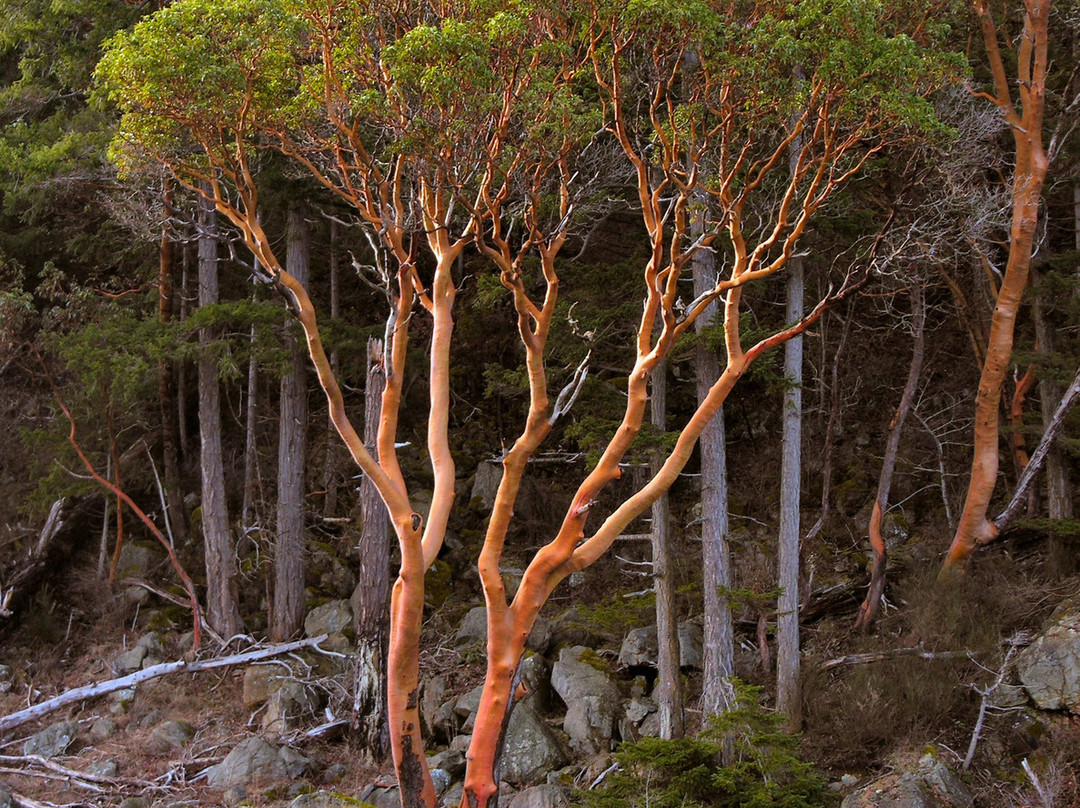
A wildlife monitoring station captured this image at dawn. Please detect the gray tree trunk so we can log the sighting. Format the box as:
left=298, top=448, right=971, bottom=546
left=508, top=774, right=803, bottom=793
left=351, top=338, right=391, bottom=757
left=1033, top=270, right=1073, bottom=521
left=198, top=192, right=243, bottom=638
left=323, top=219, right=342, bottom=517
left=241, top=273, right=259, bottom=533
left=777, top=252, right=803, bottom=730
left=271, top=203, right=310, bottom=641
left=650, top=359, right=684, bottom=739
left=693, top=242, right=735, bottom=719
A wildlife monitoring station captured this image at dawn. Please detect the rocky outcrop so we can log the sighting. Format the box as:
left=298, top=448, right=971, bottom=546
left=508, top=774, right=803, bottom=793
left=506, top=783, right=571, bottom=808
left=23, top=720, right=78, bottom=758
left=550, top=646, right=622, bottom=754
left=840, top=754, right=973, bottom=808
left=616, top=622, right=703, bottom=670
left=1015, top=603, right=1080, bottom=712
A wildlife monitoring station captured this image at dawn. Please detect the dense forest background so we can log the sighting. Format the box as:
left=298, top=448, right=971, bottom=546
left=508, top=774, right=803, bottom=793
left=0, top=1, right=1079, bottom=807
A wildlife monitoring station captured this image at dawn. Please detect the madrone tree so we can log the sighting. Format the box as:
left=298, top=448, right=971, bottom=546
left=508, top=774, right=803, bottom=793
left=97, top=1, right=959, bottom=805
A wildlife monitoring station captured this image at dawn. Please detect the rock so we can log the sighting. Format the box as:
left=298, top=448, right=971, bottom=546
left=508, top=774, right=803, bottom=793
left=677, top=621, right=704, bottom=669
left=428, top=749, right=466, bottom=779
left=616, top=622, right=703, bottom=670
left=549, top=607, right=620, bottom=649
left=507, top=784, right=571, bottom=808
left=320, top=763, right=348, bottom=785
left=113, top=645, right=147, bottom=675
left=85, top=759, right=120, bottom=778
left=221, top=785, right=247, bottom=807
left=136, top=632, right=167, bottom=656
left=501, top=703, right=569, bottom=784
left=367, top=786, right=401, bottom=808
left=455, top=606, right=553, bottom=653
left=520, top=653, right=552, bottom=711
left=443, top=782, right=464, bottom=807
left=114, top=543, right=155, bottom=578
left=305, top=599, right=353, bottom=638
left=23, top=720, right=79, bottom=758
left=263, top=679, right=323, bottom=732
left=840, top=753, right=973, bottom=808
left=0, top=664, right=13, bottom=693
left=147, top=719, right=195, bottom=754
left=279, top=746, right=312, bottom=778
left=422, top=675, right=449, bottom=736
left=431, top=767, right=453, bottom=795
left=118, top=798, right=148, bottom=808
left=0, top=785, right=11, bottom=808
left=1015, top=607, right=1080, bottom=711
left=205, top=737, right=297, bottom=789
left=243, top=665, right=281, bottom=708
left=550, top=646, right=622, bottom=754
left=110, top=687, right=136, bottom=715
left=453, top=684, right=485, bottom=731
left=90, top=718, right=118, bottom=741
left=471, top=461, right=503, bottom=510
left=290, top=793, right=367, bottom=808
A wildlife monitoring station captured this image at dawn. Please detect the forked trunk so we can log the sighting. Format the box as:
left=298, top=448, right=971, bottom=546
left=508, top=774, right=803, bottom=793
left=943, top=0, right=1050, bottom=571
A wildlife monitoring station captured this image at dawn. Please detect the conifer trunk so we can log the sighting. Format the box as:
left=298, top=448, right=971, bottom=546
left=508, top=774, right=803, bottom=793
left=693, top=244, right=735, bottom=719
left=272, top=203, right=310, bottom=641
left=197, top=192, right=242, bottom=638
left=351, top=338, right=390, bottom=757
left=777, top=252, right=803, bottom=730
left=650, top=360, right=684, bottom=739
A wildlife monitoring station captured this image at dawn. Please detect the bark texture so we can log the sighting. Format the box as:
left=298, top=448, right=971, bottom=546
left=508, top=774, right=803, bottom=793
left=776, top=253, right=803, bottom=730
left=351, top=339, right=391, bottom=757
left=944, top=0, right=1051, bottom=570
left=271, top=204, right=310, bottom=641
left=650, top=360, right=684, bottom=739
left=197, top=193, right=243, bottom=638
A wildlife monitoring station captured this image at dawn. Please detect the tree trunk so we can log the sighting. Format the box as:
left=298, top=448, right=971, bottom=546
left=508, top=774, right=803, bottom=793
left=197, top=191, right=243, bottom=638
left=323, top=219, right=342, bottom=518
left=943, top=0, right=1050, bottom=571
left=693, top=239, right=735, bottom=719
left=1032, top=269, right=1072, bottom=520
left=271, top=203, right=310, bottom=641
left=351, top=338, right=391, bottom=757
left=855, top=284, right=926, bottom=631
left=158, top=179, right=189, bottom=546
left=777, top=252, right=803, bottom=730
left=650, top=359, right=684, bottom=739
left=241, top=274, right=259, bottom=533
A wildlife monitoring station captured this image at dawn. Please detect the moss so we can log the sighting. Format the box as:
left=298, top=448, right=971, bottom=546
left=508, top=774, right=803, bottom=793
left=578, top=647, right=612, bottom=673
left=425, top=559, right=453, bottom=608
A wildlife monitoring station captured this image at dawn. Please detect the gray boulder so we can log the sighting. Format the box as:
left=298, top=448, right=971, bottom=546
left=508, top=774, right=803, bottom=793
left=1015, top=606, right=1080, bottom=712
left=147, top=719, right=195, bottom=754
left=550, top=646, right=622, bottom=754
left=616, top=622, right=703, bottom=670
left=291, top=793, right=372, bottom=808
left=263, top=680, right=324, bottom=732
left=455, top=606, right=552, bottom=654
left=205, top=737, right=310, bottom=789
left=471, top=461, right=503, bottom=510
left=23, top=720, right=78, bottom=758
left=507, top=784, right=571, bottom=808
left=840, top=754, right=973, bottom=808
left=304, top=599, right=353, bottom=638
left=113, top=645, right=147, bottom=675
left=501, top=702, right=570, bottom=784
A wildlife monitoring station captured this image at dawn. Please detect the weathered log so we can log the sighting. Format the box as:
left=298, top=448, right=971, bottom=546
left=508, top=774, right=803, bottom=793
left=0, top=634, right=329, bottom=735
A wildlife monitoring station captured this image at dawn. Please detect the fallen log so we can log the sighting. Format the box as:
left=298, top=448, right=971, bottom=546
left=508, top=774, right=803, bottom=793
left=822, top=645, right=969, bottom=671
left=0, top=634, right=329, bottom=735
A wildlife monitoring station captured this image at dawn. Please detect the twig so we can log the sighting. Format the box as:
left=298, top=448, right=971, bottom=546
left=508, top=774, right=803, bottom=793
left=0, top=635, right=329, bottom=735
left=963, top=633, right=1030, bottom=770
left=0, top=753, right=151, bottom=787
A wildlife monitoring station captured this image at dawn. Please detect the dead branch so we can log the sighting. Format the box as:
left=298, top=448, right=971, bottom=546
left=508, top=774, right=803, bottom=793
left=0, top=634, right=329, bottom=735
left=822, top=645, right=969, bottom=671
left=0, top=500, right=65, bottom=619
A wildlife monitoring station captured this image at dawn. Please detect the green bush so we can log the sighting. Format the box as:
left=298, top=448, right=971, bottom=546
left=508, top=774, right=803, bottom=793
left=577, top=683, right=830, bottom=808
